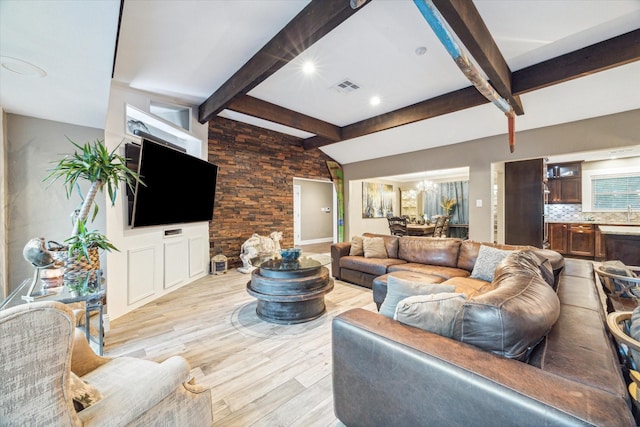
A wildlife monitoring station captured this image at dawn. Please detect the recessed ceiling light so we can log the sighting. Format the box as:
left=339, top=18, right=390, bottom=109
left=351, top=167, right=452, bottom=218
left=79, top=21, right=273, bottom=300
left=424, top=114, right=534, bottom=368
left=302, top=61, right=315, bottom=75
left=0, top=56, right=47, bottom=77
left=370, top=96, right=381, bottom=106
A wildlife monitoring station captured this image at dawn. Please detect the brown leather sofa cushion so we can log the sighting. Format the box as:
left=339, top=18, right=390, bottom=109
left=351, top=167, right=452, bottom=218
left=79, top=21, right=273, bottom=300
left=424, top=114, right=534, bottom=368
left=444, top=276, right=498, bottom=299
left=452, top=251, right=561, bottom=360
left=388, top=263, right=469, bottom=280
left=340, top=256, right=406, bottom=277
left=398, top=237, right=461, bottom=268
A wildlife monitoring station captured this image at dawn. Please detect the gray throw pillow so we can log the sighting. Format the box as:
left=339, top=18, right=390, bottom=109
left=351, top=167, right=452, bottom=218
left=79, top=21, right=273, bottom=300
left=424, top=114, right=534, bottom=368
left=470, top=245, right=514, bottom=282
left=349, top=235, right=364, bottom=256
left=363, top=237, right=388, bottom=259
left=395, top=292, right=467, bottom=337
left=379, top=275, right=455, bottom=318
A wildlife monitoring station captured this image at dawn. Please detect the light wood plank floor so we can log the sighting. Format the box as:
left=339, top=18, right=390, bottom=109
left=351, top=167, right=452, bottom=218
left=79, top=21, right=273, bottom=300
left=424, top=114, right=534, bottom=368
left=104, top=260, right=376, bottom=426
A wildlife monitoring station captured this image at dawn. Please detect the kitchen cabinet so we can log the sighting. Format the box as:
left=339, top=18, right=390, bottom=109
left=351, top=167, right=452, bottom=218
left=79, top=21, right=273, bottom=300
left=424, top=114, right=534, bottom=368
left=567, top=224, right=595, bottom=257
left=548, top=222, right=595, bottom=257
left=548, top=223, right=568, bottom=254
left=547, top=162, right=582, bottom=204
left=599, top=226, right=640, bottom=266
left=595, top=227, right=606, bottom=260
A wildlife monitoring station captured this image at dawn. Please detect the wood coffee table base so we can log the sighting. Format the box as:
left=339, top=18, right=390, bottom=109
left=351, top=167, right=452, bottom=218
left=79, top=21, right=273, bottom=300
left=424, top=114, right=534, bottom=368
left=246, top=266, right=334, bottom=324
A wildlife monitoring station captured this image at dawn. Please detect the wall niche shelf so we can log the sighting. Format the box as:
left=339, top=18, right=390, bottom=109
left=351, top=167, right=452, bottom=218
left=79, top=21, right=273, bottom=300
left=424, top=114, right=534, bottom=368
left=125, top=104, right=201, bottom=157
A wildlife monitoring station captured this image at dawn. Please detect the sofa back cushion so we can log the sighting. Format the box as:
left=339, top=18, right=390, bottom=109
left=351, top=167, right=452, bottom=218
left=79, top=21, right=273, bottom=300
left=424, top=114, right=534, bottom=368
left=457, top=240, right=528, bottom=272
left=398, top=237, right=461, bottom=268
left=452, top=250, right=560, bottom=361
left=363, top=233, right=400, bottom=259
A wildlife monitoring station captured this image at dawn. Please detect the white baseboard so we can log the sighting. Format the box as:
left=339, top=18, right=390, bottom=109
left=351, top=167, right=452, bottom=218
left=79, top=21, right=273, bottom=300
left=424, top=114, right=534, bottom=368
left=298, top=237, right=334, bottom=246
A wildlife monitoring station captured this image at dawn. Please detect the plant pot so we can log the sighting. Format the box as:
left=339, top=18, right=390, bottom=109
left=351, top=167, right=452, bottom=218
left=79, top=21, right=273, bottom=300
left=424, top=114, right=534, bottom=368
left=47, top=241, right=100, bottom=280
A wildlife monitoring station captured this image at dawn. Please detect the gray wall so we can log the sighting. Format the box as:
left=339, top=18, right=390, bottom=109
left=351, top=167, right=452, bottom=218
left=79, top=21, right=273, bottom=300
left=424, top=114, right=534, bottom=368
left=5, top=114, right=105, bottom=291
left=343, top=109, right=640, bottom=242
left=294, top=178, right=333, bottom=242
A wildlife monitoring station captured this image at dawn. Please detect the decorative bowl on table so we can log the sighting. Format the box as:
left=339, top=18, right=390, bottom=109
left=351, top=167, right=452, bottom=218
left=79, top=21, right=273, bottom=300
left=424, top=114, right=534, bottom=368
left=280, top=248, right=301, bottom=261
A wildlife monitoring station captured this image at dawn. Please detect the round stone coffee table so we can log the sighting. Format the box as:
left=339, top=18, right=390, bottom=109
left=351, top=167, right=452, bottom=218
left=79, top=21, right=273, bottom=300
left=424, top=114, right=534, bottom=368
left=246, top=253, right=334, bottom=324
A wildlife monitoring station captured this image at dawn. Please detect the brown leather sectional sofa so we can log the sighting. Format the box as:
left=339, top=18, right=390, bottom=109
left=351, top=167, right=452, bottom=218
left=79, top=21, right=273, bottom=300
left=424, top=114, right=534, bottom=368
left=330, top=234, right=634, bottom=426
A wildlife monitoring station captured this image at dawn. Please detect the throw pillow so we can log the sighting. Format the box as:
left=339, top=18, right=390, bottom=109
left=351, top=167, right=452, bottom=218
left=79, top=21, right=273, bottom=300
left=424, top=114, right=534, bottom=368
left=363, top=237, right=388, bottom=259
left=69, top=372, right=103, bottom=412
left=349, top=235, right=364, bottom=256
left=395, top=292, right=467, bottom=337
left=470, top=245, right=514, bottom=282
left=379, top=275, right=455, bottom=318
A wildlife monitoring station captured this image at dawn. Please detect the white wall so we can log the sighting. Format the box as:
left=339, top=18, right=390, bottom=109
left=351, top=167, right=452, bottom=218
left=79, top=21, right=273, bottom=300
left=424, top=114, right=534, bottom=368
left=104, top=84, right=209, bottom=320
left=343, top=109, right=640, bottom=243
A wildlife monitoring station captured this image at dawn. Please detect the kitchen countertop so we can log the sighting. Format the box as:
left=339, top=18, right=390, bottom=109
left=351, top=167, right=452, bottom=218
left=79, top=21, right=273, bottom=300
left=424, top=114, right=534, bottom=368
left=598, top=225, right=640, bottom=236
left=547, top=221, right=639, bottom=226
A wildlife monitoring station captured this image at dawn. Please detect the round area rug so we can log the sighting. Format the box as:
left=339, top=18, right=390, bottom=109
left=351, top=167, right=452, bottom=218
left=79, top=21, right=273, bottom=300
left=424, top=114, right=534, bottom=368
left=230, top=300, right=334, bottom=339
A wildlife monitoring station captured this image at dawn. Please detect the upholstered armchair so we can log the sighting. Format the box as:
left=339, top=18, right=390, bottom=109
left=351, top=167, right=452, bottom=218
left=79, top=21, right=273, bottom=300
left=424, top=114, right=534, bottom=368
left=0, top=301, right=212, bottom=426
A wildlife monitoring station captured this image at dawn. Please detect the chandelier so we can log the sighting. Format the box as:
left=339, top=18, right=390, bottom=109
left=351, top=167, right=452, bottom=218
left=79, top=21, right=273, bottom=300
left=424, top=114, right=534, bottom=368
left=416, top=179, right=437, bottom=193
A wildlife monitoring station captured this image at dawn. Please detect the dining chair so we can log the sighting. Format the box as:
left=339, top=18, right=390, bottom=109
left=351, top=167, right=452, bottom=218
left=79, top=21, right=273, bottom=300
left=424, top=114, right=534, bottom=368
left=387, top=216, right=408, bottom=237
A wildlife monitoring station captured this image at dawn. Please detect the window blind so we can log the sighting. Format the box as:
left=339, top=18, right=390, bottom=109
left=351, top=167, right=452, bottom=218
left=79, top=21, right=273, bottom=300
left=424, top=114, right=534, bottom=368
left=592, top=173, right=640, bottom=210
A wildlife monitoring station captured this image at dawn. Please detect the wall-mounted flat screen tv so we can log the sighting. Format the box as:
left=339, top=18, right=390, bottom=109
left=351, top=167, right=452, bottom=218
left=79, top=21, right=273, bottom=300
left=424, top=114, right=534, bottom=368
left=127, top=138, right=218, bottom=228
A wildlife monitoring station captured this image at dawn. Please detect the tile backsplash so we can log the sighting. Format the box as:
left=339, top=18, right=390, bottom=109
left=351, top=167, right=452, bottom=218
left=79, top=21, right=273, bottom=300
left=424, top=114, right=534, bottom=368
left=546, top=204, right=638, bottom=223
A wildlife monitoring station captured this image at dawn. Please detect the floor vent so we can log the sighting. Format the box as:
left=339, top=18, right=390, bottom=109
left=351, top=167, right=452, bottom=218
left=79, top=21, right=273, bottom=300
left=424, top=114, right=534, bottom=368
left=332, top=78, right=361, bottom=93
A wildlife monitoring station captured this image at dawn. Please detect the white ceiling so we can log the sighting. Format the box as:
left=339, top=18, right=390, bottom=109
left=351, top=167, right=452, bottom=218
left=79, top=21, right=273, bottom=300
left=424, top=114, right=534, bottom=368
left=1, top=0, right=639, bottom=165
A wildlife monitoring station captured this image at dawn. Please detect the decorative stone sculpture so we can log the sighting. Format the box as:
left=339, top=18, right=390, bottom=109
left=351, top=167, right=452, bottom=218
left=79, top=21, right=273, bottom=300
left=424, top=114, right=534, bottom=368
left=23, top=237, right=55, bottom=268
left=238, top=231, right=283, bottom=274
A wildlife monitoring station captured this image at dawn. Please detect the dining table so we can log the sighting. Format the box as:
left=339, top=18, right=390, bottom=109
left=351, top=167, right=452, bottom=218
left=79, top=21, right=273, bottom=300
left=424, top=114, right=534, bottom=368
left=407, top=224, right=435, bottom=236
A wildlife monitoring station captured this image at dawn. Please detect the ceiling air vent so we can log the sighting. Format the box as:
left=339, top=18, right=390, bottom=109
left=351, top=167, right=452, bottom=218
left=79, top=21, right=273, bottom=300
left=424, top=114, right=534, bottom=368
left=332, top=78, right=361, bottom=94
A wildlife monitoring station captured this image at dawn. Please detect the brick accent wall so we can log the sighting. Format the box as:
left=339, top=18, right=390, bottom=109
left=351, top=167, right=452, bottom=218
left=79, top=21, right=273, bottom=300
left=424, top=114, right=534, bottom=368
left=207, top=117, right=334, bottom=268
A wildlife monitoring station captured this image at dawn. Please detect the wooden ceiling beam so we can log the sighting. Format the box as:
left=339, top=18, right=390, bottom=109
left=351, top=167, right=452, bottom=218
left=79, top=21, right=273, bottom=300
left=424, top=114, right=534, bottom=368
left=303, top=135, right=338, bottom=150
left=512, top=29, right=640, bottom=94
left=228, top=96, right=341, bottom=141
left=431, top=0, right=524, bottom=115
left=340, top=86, right=487, bottom=142
left=198, top=0, right=371, bottom=124
left=304, top=31, right=638, bottom=150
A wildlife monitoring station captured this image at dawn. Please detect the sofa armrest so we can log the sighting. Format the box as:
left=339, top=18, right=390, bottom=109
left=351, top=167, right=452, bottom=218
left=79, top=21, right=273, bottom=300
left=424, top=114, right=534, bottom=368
left=332, top=309, right=634, bottom=427
left=71, top=329, right=111, bottom=376
left=331, top=242, right=351, bottom=279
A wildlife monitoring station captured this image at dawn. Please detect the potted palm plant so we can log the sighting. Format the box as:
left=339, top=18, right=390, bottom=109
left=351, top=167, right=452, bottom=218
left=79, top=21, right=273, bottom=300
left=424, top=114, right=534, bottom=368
left=45, top=138, right=140, bottom=277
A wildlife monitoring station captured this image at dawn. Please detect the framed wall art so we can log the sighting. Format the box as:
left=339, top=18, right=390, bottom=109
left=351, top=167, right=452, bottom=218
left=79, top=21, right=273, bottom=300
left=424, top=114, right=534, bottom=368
left=362, top=182, right=394, bottom=218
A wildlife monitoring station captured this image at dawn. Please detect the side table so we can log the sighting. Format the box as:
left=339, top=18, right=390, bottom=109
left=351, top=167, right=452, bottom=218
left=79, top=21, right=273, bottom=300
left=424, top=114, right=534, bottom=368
left=1, top=272, right=106, bottom=355
left=247, top=253, right=334, bottom=324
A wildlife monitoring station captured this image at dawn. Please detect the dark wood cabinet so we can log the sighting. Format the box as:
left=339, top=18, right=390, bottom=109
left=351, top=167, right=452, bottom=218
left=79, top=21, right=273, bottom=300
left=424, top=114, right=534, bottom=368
left=595, top=227, right=606, bottom=260
left=548, top=223, right=568, bottom=254
left=505, top=158, right=545, bottom=248
left=567, top=224, right=595, bottom=257
left=547, top=162, right=582, bottom=204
